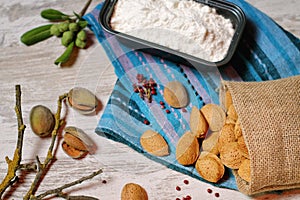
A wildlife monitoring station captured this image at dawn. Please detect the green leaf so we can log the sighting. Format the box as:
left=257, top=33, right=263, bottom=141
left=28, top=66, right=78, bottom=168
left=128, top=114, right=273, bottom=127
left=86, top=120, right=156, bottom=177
left=41, top=9, right=70, bottom=21
left=55, top=41, right=75, bottom=65
left=73, top=11, right=82, bottom=20
left=20, top=24, right=53, bottom=46
left=78, top=20, right=88, bottom=28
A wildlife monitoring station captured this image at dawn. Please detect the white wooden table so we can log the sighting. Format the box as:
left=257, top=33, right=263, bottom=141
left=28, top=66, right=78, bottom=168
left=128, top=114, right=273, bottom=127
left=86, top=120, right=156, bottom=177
left=0, top=0, right=299, bottom=199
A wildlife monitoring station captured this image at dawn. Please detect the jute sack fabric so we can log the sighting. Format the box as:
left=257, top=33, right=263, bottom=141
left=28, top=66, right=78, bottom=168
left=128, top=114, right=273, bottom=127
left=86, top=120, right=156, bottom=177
left=220, top=75, right=300, bottom=195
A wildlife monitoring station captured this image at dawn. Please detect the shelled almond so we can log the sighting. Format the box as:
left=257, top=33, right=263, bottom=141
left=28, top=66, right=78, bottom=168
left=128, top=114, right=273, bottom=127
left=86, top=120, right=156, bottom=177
left=195, top=151, right=225, bottom=183
left=62, top=126, right=95, bottom=159
left=140, top=130, right=169, bottom=157
left=176, top=131, right=200, bottom=165
left=190, top=106, right=208, bottom=138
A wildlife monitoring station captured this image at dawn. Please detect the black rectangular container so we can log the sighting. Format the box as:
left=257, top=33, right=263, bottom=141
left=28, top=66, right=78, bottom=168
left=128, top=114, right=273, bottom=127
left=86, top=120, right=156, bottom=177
left=99, top=0, right=246, bottom=68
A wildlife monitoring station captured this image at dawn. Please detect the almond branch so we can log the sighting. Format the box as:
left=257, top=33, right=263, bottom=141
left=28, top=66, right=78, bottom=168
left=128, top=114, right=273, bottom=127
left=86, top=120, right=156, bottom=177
left=0, top=85, right=26, bottom=198
left=33, top=168, right=102, bottom=199
left=24, top=93, right=68, bottom=200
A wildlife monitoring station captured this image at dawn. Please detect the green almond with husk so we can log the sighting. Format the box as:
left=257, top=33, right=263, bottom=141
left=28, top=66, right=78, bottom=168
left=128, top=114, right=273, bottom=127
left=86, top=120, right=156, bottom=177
left=30, top=105, right=55, bottom=137
left=67, top=87, right=98, bottom=115
left=64, top=126, right=95, bottom=153
left=41, top=8, right=70, bottom=21
left=55, top=41, right=74, bottom=65
left=21, top=24, right=53, bottom=46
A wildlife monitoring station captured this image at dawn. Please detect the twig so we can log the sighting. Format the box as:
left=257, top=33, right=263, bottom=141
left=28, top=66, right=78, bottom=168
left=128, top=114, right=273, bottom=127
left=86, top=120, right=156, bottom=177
left=0, top=85, right=26, bottom=198
left=24, top=93, right=68, bottom=200
left=79, top=0, right=93, bottom=17
left=33, top=168, right=102, bottom=199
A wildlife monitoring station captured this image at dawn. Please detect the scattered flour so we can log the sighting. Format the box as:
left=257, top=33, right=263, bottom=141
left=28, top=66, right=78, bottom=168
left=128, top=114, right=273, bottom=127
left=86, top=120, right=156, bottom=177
left=110, top=0, right=235, bottom=62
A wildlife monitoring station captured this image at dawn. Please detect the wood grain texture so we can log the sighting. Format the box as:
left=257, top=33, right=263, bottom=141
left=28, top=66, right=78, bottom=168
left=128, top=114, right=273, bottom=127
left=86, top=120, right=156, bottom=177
left=0, top=0, right=299, bottom=199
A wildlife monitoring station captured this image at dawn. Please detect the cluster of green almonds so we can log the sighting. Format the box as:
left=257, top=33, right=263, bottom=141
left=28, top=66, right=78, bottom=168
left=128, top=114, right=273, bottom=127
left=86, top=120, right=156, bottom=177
left=50, top=22, right=87, bottom=49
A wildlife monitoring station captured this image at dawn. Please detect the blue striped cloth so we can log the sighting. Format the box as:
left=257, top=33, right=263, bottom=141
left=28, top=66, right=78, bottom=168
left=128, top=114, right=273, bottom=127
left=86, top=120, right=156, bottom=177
left=84, top=0, right=300, bottom=190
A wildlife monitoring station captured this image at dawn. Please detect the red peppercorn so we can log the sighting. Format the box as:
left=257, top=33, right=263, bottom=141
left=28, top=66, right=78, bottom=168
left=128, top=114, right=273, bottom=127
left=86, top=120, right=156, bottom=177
left=143, top=119, right=150, bottom=125
left=185, top=195, right=192, bottom=200
left=176, top=198, right=180, bottom=200
left=166, top=109, right=170, bottom=114
left=183, top=179, right=189, bottom=185
left=214, top=193, right=220, bottom=197
left=176, top=186, right=181, bottom=191
left=159, top=101, right=164, bottom=105
left=207, top=188, right=212, bottom=193
left=151, top=90, right=156, bottom=95
left=102, top=180, right=107, bottom=184
left=161, top=105, right=165, bottom=109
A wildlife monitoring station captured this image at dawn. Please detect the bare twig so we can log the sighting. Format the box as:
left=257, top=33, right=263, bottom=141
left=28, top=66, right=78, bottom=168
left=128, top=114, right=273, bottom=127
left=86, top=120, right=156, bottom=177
left=33, top=168, right=102, bottom=199
left=79, top=0, right=93, bottom=17
left=24, top=93, right=68, bottom=200
left=0, top=85, right=26, bottom=198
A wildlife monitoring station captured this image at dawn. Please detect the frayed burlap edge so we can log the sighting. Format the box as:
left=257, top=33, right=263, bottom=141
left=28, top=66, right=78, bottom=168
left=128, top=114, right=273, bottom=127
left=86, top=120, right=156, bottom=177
left=220, top=75, right=300, bottom=195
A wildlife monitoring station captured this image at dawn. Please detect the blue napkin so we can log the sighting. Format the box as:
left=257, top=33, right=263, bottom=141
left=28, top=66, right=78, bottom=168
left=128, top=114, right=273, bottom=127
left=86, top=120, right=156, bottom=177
left=84, top=0, right=300, bottom=190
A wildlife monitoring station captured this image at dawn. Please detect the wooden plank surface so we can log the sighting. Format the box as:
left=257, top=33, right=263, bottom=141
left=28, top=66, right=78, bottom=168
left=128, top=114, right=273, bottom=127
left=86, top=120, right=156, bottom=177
left=0, top=0, right=299, bottom=199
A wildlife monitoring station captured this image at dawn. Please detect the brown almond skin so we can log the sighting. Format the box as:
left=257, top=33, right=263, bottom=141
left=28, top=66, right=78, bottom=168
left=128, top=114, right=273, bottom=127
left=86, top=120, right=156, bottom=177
left=238, top=159, right=251, bottom=183
left=218, top=124, right=236, bottom=151
left=140, top=130, right=169, bottom=156
left=64, top=132, right=88, bottom=151
left=220, top=142, right=245, bottom=169
left=176, top=131, right=200, bottom=165
left=225, top=90, right=233, bottom=111
left=62, top=141, right=86, bottom=159
left=195, top=152, right=225, bottom=183
left=121, top=183, right=148, bottom=200
left=237, top=136, right=250, bottom=159
left=227, top=104, right=238, bottom=122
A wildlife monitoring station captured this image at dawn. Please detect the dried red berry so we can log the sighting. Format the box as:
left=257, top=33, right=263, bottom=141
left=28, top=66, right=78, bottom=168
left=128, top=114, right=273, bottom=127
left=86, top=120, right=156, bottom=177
left=215, top=193, right=220, bottom=197
left=183, top=179, right=189, bottom=185
left=143, top=119, right=150, bottom=125
left=159, top=101, right=164, bottom=105
left=102, top=180, right=107, bottom=184
left=176, top=186, right=181, bottom=191
left=161, top=105, right=165, bottom=109
left=166, top=109, right=170, bottom=114
left=185, top=195, right=192, bottom=200
left=207, top=188, right=213, bottom=193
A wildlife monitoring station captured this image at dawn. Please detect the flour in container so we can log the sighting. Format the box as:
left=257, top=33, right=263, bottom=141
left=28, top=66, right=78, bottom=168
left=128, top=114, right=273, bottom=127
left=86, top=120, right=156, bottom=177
left=110, top=0, right=235, bottom=62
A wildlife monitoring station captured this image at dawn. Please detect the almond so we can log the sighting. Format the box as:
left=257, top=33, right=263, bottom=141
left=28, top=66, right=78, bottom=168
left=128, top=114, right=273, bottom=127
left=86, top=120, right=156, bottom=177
left=224, top=90, right=233, bottom=111
left=163, top=81, right=189, bottom=108
left=202, top=131, right=220, bottom=155
left=227, top=104, right=238, bottom=122
left=62, top=141, right=87, bottom=159
left=195, top=152, right=225, bottom=183
left=190, top=106, right=208, bottom=138
left=238, top=159, right=251, bottom=183
left=234, top=119, right=243, bottom=139
left=200, top=104, right=226, bottom=132
left=220, top=142, right=245, bottom=169
left=121, top=183, right=148, bottom=200
left=62, top=126, right=96, bottom=159
left=140, top=130, right=169, bottom=157
left=218, top=123, right=236, bottom=151
left=237, top=136, right=249, bottom=159
left=176, top=131, right=200, bottom=165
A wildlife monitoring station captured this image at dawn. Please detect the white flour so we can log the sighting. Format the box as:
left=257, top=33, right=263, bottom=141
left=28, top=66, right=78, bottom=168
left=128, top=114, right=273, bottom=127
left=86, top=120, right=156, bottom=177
left=110, top=0, right=235, bottom=62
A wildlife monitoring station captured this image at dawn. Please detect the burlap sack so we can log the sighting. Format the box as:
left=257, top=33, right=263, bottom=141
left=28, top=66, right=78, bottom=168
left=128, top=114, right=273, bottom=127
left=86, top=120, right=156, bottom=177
left=219, top=75, right=300, bottom=195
